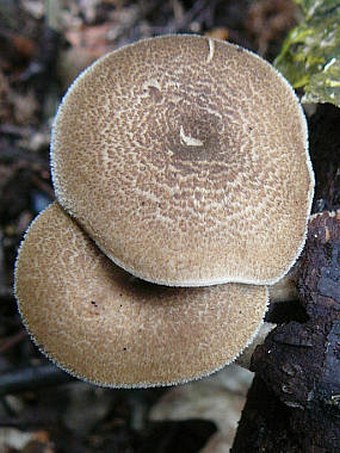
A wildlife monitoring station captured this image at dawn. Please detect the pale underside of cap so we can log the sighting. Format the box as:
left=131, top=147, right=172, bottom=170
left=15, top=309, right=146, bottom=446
left=51, top=34, right=314, bottom=287
left=15, top=203, right=268, bottom=388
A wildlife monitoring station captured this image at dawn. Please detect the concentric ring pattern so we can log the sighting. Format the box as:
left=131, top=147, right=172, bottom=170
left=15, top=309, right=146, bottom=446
left=51, top=35, right=314, bottom=286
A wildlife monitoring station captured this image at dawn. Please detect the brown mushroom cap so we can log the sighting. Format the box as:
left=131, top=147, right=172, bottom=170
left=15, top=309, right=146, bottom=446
left=15, top=203, right=268, bottom=388
left=51, top=34, right=314, bottom=287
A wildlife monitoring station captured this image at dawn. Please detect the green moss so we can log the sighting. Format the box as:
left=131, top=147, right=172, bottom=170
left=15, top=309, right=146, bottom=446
left=274, top=0, right=340, bottom=107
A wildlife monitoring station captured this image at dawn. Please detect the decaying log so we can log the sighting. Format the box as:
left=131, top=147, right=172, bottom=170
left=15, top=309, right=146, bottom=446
left=232, top=209, right=339, bottom=452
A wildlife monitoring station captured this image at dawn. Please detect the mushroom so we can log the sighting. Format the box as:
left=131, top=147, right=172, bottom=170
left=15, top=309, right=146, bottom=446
left=51, top=34, right=314, bottom=287
left=15, top=203, right=268, bottom=388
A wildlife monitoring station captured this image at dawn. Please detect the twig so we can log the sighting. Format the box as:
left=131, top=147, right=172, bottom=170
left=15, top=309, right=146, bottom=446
left=0, top=364, right=75, bottom=395
left=0, top=330, right=27, bottom=354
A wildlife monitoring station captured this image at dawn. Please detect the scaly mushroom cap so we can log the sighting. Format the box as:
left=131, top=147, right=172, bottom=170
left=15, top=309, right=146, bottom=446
left=51, top=34, right=314, bottom=287
left=15, top=203, right=268, bottom=388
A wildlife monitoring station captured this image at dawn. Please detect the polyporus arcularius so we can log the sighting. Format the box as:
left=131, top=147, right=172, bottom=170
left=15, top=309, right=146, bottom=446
left=51, top=35, right=314, bottom=286
left=15, top=35, right=314, bottom=388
